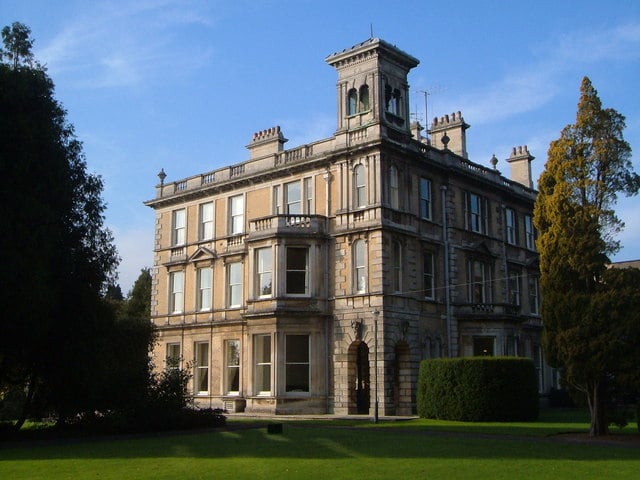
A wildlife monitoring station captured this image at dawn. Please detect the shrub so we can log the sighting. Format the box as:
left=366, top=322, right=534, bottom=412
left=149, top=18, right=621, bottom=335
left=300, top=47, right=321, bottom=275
left=608, top=405, right=634, bottom=430
left=148, top=360, right=193, bottom=413
left=121, top=361, right=226, bottom=433
left=417, top=357, right=539, bottom=421
left=68, top=362, right=225, bottom=434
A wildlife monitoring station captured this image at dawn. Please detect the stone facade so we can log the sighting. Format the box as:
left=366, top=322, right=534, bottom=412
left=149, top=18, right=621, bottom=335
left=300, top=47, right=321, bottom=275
left=145, top=38, right=552, bottom=416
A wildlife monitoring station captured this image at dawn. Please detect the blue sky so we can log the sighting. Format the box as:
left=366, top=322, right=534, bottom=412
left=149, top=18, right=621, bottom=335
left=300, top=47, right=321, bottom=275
left=4, top=0, right=640, bottom=293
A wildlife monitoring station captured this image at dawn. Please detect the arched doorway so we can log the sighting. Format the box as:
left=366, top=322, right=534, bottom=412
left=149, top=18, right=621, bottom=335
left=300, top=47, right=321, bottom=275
left=348, top=342, right=370, bottom=414
left=393, top=341, right=412, bottom=415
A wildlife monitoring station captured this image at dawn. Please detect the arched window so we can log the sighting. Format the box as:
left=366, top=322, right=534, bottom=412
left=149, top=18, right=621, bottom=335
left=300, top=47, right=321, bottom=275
left=392, top=89, right=401, bottom=115
left=385, top=85, right=400, bottom=115
left=385, top=85, right=393, bottom=112
left=353, top=240, right=366, bottom=293
left=353, top=164, right=366, bottom=208
left=347, top=88, right=358, bottom=116
left=389, top=165, right=399, bottom=209
left=359, top=85, right=370, bottom=111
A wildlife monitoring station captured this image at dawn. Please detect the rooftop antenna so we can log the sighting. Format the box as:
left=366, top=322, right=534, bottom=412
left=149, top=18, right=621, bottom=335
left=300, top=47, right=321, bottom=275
left=370, top=23, right=374, bottom=39
left=416, top=86, right=447, bottom=140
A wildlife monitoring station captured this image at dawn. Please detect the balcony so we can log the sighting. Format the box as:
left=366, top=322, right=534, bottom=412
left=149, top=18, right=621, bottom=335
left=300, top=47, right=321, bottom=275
left=249, top=214, right=328, bottom=239
left=225, top=234, right=245, bottom=253
left=166, top=246, right=187, bottom=264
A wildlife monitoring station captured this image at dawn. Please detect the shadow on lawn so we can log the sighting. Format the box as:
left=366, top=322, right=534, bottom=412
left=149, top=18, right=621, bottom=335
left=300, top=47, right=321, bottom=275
left=1, top=421, right=638, bottom=463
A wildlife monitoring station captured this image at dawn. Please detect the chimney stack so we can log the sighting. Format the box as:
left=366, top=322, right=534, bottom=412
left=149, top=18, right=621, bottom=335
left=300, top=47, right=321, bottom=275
left=429, top=111, right=469, bottom=158
left=507, top=145, right=535, bottom=188
left=247, top=126, right=288, bottom=160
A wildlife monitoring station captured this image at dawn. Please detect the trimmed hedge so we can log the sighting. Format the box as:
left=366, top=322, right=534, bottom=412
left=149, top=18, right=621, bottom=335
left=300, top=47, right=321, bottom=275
left=417, top=357, right=539, bottom=421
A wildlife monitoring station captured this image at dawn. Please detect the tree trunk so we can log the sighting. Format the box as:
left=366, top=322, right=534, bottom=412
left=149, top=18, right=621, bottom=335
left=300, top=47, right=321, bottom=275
left=13, top=371, right=37, bottom=431
left=587, top=381, right=609, bottom=436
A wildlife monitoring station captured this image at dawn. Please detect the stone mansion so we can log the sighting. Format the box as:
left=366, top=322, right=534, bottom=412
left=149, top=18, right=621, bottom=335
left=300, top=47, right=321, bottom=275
left=145, top=38, right=553, bottom=416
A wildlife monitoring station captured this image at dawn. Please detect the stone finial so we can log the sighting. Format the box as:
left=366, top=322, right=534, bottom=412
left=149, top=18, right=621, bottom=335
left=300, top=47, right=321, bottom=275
left=441, top=132, right=450, bottom=149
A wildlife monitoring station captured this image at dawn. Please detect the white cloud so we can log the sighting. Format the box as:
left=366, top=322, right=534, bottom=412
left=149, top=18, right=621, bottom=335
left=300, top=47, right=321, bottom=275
left=455, top=20, right=640, bottom=127
left=550, top=22, right=640, bottom=64
left=459, top=69, right=560, bottom=125
left=36, top=0, right=215, bottom=88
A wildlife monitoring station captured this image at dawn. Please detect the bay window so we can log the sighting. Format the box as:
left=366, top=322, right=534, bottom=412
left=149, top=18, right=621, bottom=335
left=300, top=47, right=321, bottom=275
left=225, top=340, right=240, bottom=395
left=255, top=247, right=273, bottom=297
left=194, top=342, right=209, bottom=394
left=286, top=247, right=309, bottom=295
left=254, top=334, right=271, bottom=394
left=285, top=334, right=310, bottom=393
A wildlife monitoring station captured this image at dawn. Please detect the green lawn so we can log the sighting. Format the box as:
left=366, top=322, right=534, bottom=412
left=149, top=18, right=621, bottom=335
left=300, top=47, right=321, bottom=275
left=1, top=410, right=638, bottom=480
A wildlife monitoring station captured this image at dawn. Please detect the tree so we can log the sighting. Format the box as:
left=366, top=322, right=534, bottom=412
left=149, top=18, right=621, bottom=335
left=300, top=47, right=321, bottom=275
left=0, top=22, right=35, bottom=69
left=0, top=23, right=119, bottom=429
left=534, top=77, right=640, bottom=436
left=105, top=284, right=125, bottom=302
left=121, top=268, right=152, bottom=322
left=105, top=268, right=156, bottom=414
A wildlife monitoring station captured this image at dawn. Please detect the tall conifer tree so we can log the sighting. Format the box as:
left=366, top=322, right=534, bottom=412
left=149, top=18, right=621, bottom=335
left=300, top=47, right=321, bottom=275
left=0, top=22, right=120, bottom=428
left=534, top=77, right=639, bottom=436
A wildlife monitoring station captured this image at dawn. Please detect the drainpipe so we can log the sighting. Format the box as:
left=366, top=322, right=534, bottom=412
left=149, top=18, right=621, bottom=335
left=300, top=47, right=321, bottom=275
left=208, top=321, right=214, bottom=410
left=323, top=169, right=331, bottom=413
left=441, top=185, right=452, bottom=357
left=501, top=204, right=509, bottom=357
left=325, top=313, right=330, bottom=414
left=323, top=168, right=331, bottom=217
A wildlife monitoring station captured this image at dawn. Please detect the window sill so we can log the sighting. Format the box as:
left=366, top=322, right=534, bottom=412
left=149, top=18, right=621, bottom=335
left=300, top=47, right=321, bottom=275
left=346, top=110, right=371, bottom=118
left=284, top=391, right=311, bottom=397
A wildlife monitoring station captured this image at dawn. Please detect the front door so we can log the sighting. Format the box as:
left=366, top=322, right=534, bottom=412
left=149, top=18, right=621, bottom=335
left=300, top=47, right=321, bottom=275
left=355, top=342, right=370, bottom=414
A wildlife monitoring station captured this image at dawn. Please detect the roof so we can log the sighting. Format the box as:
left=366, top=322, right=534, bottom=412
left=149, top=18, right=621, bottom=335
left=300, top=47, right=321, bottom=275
left=325, top=37, right=419, bottom=69
left=609, top=259, right=640, bottom=270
